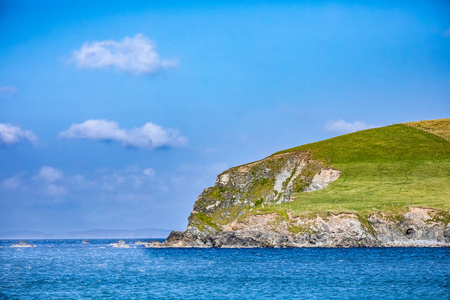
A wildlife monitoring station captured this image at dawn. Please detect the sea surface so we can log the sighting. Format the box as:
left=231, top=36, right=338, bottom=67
left=0, top=239, right=449, bottom=299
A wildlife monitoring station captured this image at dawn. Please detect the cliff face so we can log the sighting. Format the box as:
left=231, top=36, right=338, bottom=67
left=165, top=207, right=449, bottom=248
left=186, top=152, right=339, bottom=232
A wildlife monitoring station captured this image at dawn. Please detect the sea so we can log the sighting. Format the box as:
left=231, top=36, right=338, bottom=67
left=0, top=239, right=449, bottom=299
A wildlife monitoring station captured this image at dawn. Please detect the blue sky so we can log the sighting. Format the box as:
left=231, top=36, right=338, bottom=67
left=1, top=0, right=449, bottom=232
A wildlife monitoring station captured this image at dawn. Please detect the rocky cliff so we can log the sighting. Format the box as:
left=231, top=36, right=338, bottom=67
left=162, top=120, right=450, bottom=248
left=163, top=150, right=449, bottom=248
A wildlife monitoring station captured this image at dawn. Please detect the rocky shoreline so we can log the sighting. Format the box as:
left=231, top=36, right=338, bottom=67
left=160, top=207, right=449, bottom=248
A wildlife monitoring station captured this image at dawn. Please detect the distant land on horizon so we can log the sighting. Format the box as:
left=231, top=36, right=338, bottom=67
left=0, top=228, right=172, bottom=239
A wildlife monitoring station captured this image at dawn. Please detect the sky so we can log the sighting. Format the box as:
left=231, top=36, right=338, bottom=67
left=0, top=0, right=449, bottom=233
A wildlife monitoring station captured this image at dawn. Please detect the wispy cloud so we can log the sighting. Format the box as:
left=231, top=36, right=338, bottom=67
left=45, top=184, right=67, bottom=198
left=143, top=168, right=155, bottom=176
left=1, top=165, right=158, bottom=203
left=1, top=177, right=20, bottom=190
left=325, top=119, right=378, bottom=134
left=70, top=34, right=176, bottom=75
left=62, top=166, right=159, bottom=196
left=96, top=166, right=158, bottom=191
left=28, top=166, right=67, bottom=199
left=0, top=86, right=18, bottom=97
left=34, top=166, right=64, bottom=183
left=0, top=123, right=38, bottom=146
left=59, top=119, right=188, bottom=149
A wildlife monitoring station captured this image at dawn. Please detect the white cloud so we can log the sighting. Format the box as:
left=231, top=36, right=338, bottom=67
left=0, top=86, right=18, bottom=97
left=60, top=119, right=126, bottom=140
left=71, top=34, right=176, bottom=75
left=35, top=166, right=64, bottom=183
left=59, top=119, right=188, bottom=149
left=325, top=119, right=378, bottom=134
left=1, top=177, right=20, bottom=190
left=0, top=123, right=38, bottom=145
left=143, top=168, right=155, bottom=176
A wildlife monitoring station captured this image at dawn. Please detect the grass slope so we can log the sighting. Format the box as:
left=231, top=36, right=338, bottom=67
left=254, top=120, right=450, bottom=223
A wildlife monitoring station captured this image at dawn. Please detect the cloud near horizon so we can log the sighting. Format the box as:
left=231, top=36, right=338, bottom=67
left=2, top=165, right=158, bottom=202
left=325, top=119, right=378, bottom=134
left=0, top=123, right=38, bottom=146
left=70, top=34, right=176, bottom=75
left=59, top=119, right=188, bottom=149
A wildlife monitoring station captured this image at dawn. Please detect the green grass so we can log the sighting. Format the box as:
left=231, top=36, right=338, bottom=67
left=259, top=122, right=450, bottom=219
left=289, top=160, right=450, bottom=212
left=275, top=124, right=450, bottom=163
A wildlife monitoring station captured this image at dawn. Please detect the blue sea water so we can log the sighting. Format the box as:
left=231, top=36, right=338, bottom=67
left=0, top=239, right=449, bottom=299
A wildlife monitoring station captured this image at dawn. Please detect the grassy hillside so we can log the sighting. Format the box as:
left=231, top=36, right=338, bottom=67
left=254, top=119, right=450, bottom=221
left=275, top=122, right=449, bottom=162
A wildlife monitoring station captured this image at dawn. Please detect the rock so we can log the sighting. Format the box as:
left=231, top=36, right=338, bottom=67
left=186, top=152, right=339, bottom=231
left=304, top=169, right=341, bottom=192
left=135, top=240, right=164, bottom=247
left=110, top=240, right=129, bottom=248
left=11, top=240, right=36, bottom=248
left=144, top=241, right=164, bottom=248
left=164, top=208, right=449, bottom=248
left=368, top=208, right=450, bottom=246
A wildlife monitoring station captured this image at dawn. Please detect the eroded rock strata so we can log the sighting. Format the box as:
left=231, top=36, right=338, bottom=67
left=163, top=152, right=449, bottom=248
left=165, top=207, right=450, bottom=248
